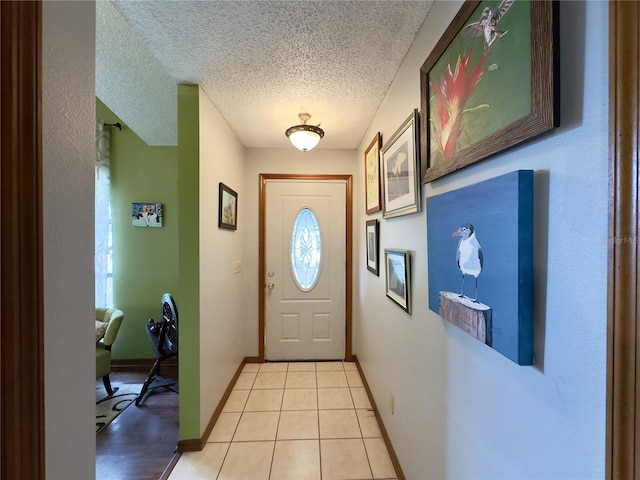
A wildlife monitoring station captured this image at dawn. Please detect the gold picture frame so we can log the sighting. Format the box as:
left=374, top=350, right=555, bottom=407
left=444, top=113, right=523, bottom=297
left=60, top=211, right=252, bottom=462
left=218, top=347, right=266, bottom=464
left=364, top=132, right=382, bottom=214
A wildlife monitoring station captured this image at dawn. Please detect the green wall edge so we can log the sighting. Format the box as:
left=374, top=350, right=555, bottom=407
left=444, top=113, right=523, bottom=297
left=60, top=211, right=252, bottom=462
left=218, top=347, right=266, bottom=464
left=177, top=84, right=201, bottom=440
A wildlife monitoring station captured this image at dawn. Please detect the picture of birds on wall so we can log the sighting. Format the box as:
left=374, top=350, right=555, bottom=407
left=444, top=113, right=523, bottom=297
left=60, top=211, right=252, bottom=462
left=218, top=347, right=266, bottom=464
left=463, top=0, right=515, bottom=50
left=426, top=170, right=534, bottom=365
left=426, top=0, right=531, bottom=167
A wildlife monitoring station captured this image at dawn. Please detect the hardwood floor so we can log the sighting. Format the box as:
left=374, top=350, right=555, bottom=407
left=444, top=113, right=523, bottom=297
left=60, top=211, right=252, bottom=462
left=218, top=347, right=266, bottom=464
left=96, top=366, right=179, bottom=480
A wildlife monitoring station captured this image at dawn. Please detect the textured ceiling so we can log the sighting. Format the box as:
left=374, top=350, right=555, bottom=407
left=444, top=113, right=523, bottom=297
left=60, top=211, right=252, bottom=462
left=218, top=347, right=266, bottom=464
left=97, top=1, right=178, bottom=146
left=102, top=1, right=434, bottom=148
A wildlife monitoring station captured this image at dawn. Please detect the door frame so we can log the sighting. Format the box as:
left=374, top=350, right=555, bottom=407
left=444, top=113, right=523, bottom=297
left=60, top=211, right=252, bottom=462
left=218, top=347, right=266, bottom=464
left=4, top=2, right=638, bottom=475
left=1, top=1, right=45, bottom=478
left=606, top=2, right=640, bottom=478
left=258, top=174, right=353, bottom=362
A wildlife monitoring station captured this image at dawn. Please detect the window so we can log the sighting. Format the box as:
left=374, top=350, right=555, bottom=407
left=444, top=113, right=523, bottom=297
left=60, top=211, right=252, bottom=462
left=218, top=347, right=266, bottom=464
left=96, top=121, right=113, bottom=307
left=106, top=210, right=113, bottom=307
left=290, top=208, right=322, bottom=291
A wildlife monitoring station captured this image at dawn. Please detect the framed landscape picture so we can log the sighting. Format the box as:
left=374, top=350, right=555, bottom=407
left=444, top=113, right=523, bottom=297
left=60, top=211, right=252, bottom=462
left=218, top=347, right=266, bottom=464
left=382, top=110, right=421, bottom=219
left=384, top=248, right=411, bottom=314
left=421, top=0, right=559, bottom=183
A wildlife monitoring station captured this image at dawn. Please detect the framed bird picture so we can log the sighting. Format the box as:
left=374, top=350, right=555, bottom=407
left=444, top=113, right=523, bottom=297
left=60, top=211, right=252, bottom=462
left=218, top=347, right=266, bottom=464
left=420, top=0, right=559, bottom=183
left=425, top=170, right=534, bottom=365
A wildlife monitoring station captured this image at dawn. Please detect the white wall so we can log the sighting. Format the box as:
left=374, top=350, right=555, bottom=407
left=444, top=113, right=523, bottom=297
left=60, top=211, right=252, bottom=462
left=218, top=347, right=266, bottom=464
left=355, top=1, right=608, bottom=478
left=198, top=88, right=247, bottom=432
left=243, top=148, right=359, bottom=357
left=42, top=2, right=96, bottom=478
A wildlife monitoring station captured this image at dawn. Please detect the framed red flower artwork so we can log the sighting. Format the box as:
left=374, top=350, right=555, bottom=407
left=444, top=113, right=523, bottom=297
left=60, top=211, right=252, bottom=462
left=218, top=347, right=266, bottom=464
left=420, top=0, right=559, bottom=183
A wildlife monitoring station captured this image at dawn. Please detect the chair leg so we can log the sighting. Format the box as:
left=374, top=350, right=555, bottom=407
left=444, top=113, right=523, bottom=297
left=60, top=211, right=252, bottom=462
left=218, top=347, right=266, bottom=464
left=103, top=374, right=114, bottom=396
left=135, top=358, right=161, bottom=406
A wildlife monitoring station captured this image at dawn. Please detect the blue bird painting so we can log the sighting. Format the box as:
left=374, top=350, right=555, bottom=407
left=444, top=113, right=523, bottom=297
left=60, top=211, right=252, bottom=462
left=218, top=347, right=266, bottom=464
left=426, top=170, right=534, bottom=365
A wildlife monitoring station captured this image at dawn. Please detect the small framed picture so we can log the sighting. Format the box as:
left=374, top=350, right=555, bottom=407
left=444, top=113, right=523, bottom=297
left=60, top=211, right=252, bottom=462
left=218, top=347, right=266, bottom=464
left=364, top=132, right=382, bottom=214
left=218, top=182, right=238, bottom=230
left=382, top=110, right=421, bottom=219
left=132, top=203, right=163, bottom=227
left=385, top=248, right=411, bottom=314
left=366, top=219, right=379, bottom=275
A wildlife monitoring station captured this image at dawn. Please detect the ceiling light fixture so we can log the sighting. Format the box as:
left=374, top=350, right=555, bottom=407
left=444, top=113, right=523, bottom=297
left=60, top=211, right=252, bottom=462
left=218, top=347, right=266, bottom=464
left=285, top=113, right=324, bottom=152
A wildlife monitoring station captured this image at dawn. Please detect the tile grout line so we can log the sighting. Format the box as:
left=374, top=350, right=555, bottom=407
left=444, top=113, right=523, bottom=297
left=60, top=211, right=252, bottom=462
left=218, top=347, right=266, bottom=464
left=217, top=368, right=258, bottom=479
left=316, top=363, right=323, bottom=480
left=214, top=372, right=251, bottom=479
left=267, top=362, right=287, bottom=480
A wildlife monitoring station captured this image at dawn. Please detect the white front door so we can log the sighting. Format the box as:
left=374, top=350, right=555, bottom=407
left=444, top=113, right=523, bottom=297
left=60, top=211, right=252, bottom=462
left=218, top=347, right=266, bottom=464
left=265, top=179, right=346, bottom=360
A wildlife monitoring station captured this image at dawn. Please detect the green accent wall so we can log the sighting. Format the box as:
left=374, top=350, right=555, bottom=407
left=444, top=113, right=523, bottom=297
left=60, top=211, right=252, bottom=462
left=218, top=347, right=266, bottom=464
left=96, top=98, right=179, bottom=359
left=177, top=84, right=201, bottom=440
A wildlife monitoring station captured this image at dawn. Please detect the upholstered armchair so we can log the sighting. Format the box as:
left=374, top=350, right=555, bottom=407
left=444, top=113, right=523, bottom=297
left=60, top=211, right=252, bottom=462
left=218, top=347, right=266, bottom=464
left=96, top=308, right=124, bottom=396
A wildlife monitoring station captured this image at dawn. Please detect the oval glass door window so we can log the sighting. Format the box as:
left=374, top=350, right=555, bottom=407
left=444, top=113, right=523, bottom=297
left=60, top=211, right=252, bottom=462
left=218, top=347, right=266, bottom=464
left=290, top=208, right=322, bottom=291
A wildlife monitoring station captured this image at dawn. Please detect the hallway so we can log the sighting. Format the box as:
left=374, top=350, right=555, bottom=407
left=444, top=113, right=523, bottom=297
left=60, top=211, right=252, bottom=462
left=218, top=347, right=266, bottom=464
left=168, top=361, right=398, bottom=479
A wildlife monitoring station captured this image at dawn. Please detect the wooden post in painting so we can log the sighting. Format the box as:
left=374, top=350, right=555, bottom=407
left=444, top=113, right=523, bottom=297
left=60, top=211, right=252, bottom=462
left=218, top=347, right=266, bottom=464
left=439, top=292, right=492, bottom=347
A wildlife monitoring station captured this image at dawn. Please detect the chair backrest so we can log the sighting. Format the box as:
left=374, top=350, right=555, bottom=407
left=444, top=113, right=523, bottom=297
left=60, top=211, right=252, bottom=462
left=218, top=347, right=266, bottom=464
left=95, top=307, right=124, bottom=347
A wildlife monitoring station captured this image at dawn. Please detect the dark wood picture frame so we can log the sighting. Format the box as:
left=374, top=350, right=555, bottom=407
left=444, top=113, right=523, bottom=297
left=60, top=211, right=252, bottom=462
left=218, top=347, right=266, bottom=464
left=218, top=182, right=238, bottom=230
left=420, top=0, right=559, bottom=183
left=364, top=132, right=382, bottom=214
left=366, top=219, right=380, bottom=275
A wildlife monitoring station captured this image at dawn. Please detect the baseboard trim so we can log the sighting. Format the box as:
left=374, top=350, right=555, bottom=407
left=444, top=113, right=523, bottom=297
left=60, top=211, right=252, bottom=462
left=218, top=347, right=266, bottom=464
left=175, top=438, right=201, bottom=453
left=111, top=357, right=178, bottom=372
left=159, top=452, right=181, bottom=480
left=176, top=357, right=249, bottom=454
left=199, top=358, right=247, bottom=449
left=353, top=355, right=406, bottom=480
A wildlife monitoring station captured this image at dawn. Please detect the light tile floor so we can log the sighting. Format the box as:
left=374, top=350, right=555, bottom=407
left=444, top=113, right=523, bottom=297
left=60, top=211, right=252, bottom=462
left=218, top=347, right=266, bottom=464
left=168, top=361, right=398, bottom=480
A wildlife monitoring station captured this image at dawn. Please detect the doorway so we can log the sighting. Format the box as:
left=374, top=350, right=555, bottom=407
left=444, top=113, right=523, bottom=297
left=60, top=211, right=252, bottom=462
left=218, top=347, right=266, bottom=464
left=259, top=174, right=353, bottom=362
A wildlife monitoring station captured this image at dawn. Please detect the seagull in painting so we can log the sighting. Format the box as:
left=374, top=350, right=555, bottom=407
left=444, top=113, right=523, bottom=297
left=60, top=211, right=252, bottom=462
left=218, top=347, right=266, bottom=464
left=453, top=223, right=483, bottom=302
left=463, top=0, right=515, bottom=50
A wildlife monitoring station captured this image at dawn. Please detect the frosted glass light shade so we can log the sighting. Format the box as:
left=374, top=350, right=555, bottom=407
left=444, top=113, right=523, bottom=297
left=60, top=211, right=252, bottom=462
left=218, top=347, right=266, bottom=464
left=285, top=113, right=325, bottom=152
left=288, top=128, right=322, bottom=151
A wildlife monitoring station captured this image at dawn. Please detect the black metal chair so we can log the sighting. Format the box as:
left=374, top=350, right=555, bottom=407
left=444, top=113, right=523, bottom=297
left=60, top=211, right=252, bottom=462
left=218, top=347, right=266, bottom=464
left=135, top=293, right=178, bottom=406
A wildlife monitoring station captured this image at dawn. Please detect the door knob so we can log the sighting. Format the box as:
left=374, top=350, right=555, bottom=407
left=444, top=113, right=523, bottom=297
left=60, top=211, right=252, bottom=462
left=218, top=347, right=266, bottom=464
left=266, top=282, right=275, bottom=290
